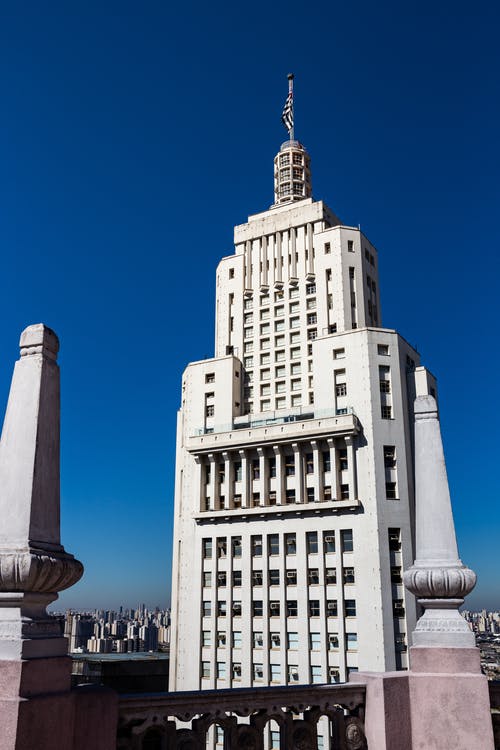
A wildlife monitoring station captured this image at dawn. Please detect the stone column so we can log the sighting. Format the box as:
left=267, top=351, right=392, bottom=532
left=207, top=454, right=218, bottom=511
left=403, top=396, right=476, bottom=646
left=0, top=324, right=116, bottom=750
left=239, top=449, right=249, bottom=508
left=257, top=447, right=267, bottom=506
left=273, top=445, right=284, bottom=505
left=311, top=440, right=322, bottom=503
left=292, top=442, right=303, bottom=503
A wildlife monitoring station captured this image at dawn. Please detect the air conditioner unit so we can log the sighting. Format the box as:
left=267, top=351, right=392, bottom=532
left=327, top=603, right=337, bottom=611
left=329, top=667, right=339, bottom=677
left=271, top=634, right=280, bottom=643
left=255, top=637, right=263, bottom=646
left=325, top=536, right=335, bottom=543
left=255, top=668, right=263, bottom=678
left=233, top=665, right=241, bottom=676
left=286, top=571, right=296, bottom=579
left=290, top=670, right=299, bottom=681
left=270, top=603, right=280, bottom=610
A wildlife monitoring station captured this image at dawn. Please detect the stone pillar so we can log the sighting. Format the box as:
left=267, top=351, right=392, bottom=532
left=257, top=447, right=267, bottom=506
left=273, top=445, right=284, bottom=505
left=355, top=395, right=494, bottom=750
left=311, top=440, right=322, bottom=503
left=239, top=449, right=249, bottom=508
left=0, top=324, right=116, bottom=750
left=292, top=442, right=303, bottom=503
left=207, top=453, right=218, bottom=511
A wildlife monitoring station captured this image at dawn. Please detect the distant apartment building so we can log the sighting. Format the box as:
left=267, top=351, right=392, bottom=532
left=170, top=133, right=437, bottom=691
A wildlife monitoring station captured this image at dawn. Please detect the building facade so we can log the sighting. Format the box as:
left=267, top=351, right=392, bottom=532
left=169, top=136, right=437, bottom=692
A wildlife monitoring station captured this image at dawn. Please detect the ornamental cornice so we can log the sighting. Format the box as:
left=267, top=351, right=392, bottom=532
left=0, top=547, right=83, bottom=594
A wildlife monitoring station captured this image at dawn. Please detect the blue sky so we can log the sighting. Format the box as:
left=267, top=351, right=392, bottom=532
left=0, top=1, right=498, bottom=611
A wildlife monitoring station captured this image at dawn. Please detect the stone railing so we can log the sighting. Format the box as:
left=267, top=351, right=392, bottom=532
left=116, top=683, right=367, bottom=750
left=489, top=681, right=500, bottom=749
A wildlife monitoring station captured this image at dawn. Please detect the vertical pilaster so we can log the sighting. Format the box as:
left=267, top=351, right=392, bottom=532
left=239, top=449, right=249, bottom=508
left=222, top=451, right=232, bottom=510
left=327, top=438, right=339, bottom=501
left=292, top=442, right=303, bottom=503
left=208, top=453, right=218, bottom=511
left=273, top=445, right=284, bottom=505
left=345, top=435, right=357, bottom=501
left=257, top=447, right=267, bottom=506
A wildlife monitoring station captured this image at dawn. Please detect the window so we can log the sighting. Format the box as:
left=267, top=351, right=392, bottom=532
left=308, top=568, right=320, bottom=585
left=307, top=313, right=317, bottom=325
left=344, top=567, right=355, bottom=584
left=269, top=569, right=280, bottom=586
left=339, top=449, right=348, bottom=471
left=233, top=570, right=242, bottom=587
left=202, top=601, right=211, bottom=617
left=275, top=365, right=285, bottom=378
left=307, top=487, right=315, bottom=502
left=393, top=599, right=405, bottom=617
left=306, top=531, right=318, bottom=554
left=336, top=382, right=347, bottom=397
left=323, top=486, right=332, bottom=501
left=229, top=268, right=234, bottom=279
left=384, top=445, right=396, bottom=468
left=290, top=331, right=300, bottom=343
left=340, top=484, right=349, bottom=499
left=290, top=317, right=300, bottom=329
left=287, top=632, right=299, bottom=649
left=311, top=665, right=322, bottom=684
left=206, top=404, right=215, bottom=417
left=284, top=533, right=296, bottom=555
left=322, top=451, right=331, bottom=472
left=269, top=490, right=277, bottom=504
left=270, top=664, right=281, bottom=682
left=244, top=328, right=253, bottom=340
left=233, top=631, right=242, bottom=648
left=291, top=394, right=302, bottom=407
left=275, top=319, right=285, bottom=332
left=349, top=267, right=355, bottom=280
left=341, top=529, right=354, bottom=552
left=333, top=348, right=345, bottom=359
left=329, top=633, right=339, bottom=649
left=380, top=378, right=390, bottom=393
left=285, top=489, right=296, bottom=504
left=252, top=570, right=263, bottom=586
left=324, top=532, right=335, bottom=553
left=308, top=328, right=317, bottom=340
left=309, top=600, right=320, bottom=617
left=232, top=537, right=242, bottom=557
left=381, top=405, right=392, bottom=419
left=251, top=536, right=262, bottom=559
left=345, top=599, right=356, bottom=617
left=347, top=632, right=358, bottom=650
left=324, top=242, right=331, bottom=254
left=389, top=528, right=401, bottom=551
left=378, top=344, right=389, bottom=356
left=306, top=283, right=316, bottom=295
left=305, top=453, right=314, bottom=474
left=253, top=601, right=263, bottom=617
left=326, top=567, right=337, bottom=584
left=310, top=632, right=321, bottom=651
left=327, top=600, right=338, bottom=617
left=202, top=630, right=211, bottom=647
left=306, top=298, right=316, bottom=310
left=391, top=566, right=402, bottom=583
left=269, top=601, right=280, bottom=617
left=253, top=663, right=263, bottom=680
left=205, top=373, right=215, bottom=384
left=217, top=539, right=227, bottom=558
left=261, top=369, right=271, bottom=381
left=288, top=665, right=299, bottom=682
left=217, top=571, right=227, bottom=587
left=232, top=601, right=242, bottom=617
left=203, top=571, right=212, bottom=587
left=244, top=298, right=253, bottom=310
left=285, top=455, right=295, bottom=476
left=291, top=347, right=301, bottom=359
left=217, top=662, right=226, bottom=679
left=386, top=482, right=397, bottom=499
left=291, top=378, right=301, bottom=392
left=347, top=239, right=354, bottom=252
left=202, top=539, right=212, bottom=559
left=329, top=667, right=340, bottom=684
left=253, top=631, right=263, bottom=648
left=269, top=457, right=276, bottom=477
left=270, top=632, right=281, bottom=648
left=217, top=601, right=227, bottom=617
left=244, top=356, right=254, bottom=368
left=286, top=569, right=297, bottom=585
left=276, top=380, right=286, bottom=393
left=261, top=354, right=270, bottom=367
left=201, top=661, right=210, bottom=678
left=287, top=600, right=298, bottom=617
left=268, top=534, right=279, bottom=556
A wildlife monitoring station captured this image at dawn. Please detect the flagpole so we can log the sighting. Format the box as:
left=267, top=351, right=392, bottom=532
left=287, top=73, right=294, bottom=142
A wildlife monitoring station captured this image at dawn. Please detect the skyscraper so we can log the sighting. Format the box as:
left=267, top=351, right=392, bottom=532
left=169, top=88, right=437, bottom=691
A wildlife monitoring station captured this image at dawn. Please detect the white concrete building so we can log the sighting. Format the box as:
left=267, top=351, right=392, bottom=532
left=169, top=136, right=437, bottom=692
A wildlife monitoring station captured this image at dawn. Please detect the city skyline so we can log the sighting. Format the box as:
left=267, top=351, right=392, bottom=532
left=0, top=1, right=498, bottom=611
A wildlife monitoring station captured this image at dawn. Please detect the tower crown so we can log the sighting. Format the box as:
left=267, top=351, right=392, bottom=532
left=273, top=139, right=312, bottom=206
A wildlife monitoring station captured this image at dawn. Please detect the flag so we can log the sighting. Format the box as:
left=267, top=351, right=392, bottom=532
left=281, top=91, right=293, bottom=133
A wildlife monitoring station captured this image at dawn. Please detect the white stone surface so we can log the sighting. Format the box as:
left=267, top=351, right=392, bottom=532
left=0, top=324, right=83, bottom=659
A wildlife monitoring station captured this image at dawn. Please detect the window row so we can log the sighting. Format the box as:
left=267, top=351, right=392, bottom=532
left=201, top=630, right=356, bottom=652
left=202, top=661, right=346, bottom=683
left=202, top=599, right=357, bottom=618
left=203, top=566, right=355, bottom=588
left=202, top=530, right=354, bottom=559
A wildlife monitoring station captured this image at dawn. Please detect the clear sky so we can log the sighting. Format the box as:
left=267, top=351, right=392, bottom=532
left=0, top=1, right=498, bottom=611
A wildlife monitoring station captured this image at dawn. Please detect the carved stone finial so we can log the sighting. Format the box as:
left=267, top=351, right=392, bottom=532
left=0, top=324, right=83, bottom=659
left=403, top=395, right=476, bottom=647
